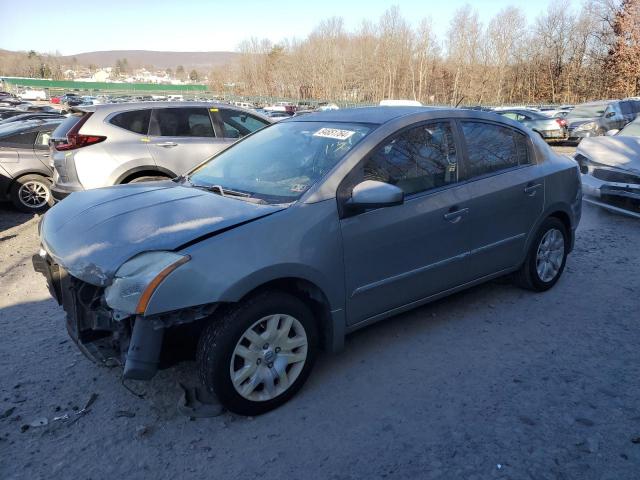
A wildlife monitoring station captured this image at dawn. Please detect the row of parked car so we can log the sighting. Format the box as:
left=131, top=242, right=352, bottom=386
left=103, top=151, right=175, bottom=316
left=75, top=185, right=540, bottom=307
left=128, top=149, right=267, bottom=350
left=15, top=85, right=636, bottom=415
left=485, top=98, right=640, bottom=144
left=1, top=92, right=639, bottom=217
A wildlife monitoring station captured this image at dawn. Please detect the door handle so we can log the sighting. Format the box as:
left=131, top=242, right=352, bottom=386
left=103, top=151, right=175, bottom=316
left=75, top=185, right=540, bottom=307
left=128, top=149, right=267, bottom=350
left=155, top=142, right=178, bottom=148
left=443, top=207, right=469, bottom=223
left=41, top=153, right=49, bottom=157
left=524, top=183, right=542, bottom=196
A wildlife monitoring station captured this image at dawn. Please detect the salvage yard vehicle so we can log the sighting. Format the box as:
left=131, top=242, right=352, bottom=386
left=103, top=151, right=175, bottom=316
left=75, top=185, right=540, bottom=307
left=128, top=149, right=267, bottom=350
left=0, top=112, right=65, bottom=125
left=575, top=117, right=640, bottom=218
left=33, top=107, right=582, bottom=415
left=566, top=99, right=640, bottom=143
left=49, top=102, right=272, bottom=200
left=0, top=119, right=61, bottom=212
left=495, top=109, right=567, bottom=141
left=18, top=89, right=47, bottom=101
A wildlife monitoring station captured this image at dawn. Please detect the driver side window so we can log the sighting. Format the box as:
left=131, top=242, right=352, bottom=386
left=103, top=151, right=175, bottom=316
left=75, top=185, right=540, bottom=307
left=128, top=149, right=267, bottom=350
left=362, top=122, right=458, bottom=196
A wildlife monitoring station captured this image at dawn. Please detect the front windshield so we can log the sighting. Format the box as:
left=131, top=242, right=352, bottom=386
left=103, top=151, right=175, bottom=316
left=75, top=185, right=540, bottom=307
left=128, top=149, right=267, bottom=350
left=568, top=104, right=606, bottom=119
left=619, top=119, right=640, bottom=137
left=188, top=121, right=372, bottom=203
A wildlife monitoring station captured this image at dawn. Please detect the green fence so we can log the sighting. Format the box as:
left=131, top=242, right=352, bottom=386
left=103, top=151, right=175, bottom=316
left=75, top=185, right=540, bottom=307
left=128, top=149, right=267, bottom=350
left=0, top=77, right=208, bottom=95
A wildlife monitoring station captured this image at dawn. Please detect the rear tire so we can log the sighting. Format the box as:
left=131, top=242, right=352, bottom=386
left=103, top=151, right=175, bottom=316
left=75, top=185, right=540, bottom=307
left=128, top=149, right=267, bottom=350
left=514, top=217, right=568, bottom=291
left=197, top=291, right=319, bottom=416
left=9, top=174, right=54, bottom=213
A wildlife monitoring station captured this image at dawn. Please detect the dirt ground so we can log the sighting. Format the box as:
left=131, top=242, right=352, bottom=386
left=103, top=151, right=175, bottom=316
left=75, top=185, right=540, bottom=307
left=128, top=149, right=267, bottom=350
left=1, top=185, right=639, bottom=478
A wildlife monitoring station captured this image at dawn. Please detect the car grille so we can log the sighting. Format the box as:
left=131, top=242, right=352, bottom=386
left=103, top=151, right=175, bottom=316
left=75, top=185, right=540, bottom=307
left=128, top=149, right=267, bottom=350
left=592, top=168, right=640, bottom=185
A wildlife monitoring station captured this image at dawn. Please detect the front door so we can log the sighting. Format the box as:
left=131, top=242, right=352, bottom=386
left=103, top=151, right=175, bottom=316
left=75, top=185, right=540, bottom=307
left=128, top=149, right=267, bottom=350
left=339, top=121, right=474, bottom=325
left=148, top=107, right=228, bottom=175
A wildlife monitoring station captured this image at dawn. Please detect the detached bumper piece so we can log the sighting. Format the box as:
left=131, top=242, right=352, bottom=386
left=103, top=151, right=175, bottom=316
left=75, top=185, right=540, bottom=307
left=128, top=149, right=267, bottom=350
left=32, top=253, right=163, bottom=380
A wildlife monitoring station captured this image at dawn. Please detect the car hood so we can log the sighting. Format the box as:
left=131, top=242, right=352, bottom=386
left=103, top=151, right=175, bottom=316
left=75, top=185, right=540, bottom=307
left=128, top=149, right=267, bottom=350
left=577, top=136, right=640, bottom=173
left=40, top=181, right=286, bottom=286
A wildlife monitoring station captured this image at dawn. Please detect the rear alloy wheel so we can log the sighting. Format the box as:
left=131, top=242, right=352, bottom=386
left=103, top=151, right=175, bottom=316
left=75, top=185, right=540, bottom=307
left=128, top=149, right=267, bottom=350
left=9, top=174, right=54, bottom=213
left=514, top=217, right=568, bottom=291
left=197, top=291, right=318, bottom=416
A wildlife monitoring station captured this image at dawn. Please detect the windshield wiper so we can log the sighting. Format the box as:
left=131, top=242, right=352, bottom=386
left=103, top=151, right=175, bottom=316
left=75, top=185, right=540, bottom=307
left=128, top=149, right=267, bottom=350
left=207, top=184, right=251, bottom=198
left=189, top=181, right=268, bottom=203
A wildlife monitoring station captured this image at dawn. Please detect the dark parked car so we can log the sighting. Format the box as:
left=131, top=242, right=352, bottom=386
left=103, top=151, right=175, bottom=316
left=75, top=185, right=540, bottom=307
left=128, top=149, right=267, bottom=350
left=0, top=120, right=61, bottom=212
left=0, top=112, right=65, bottom=125
left=0, top=110, right=25, bottom=121
left=566, top=100, right=640, bottom=143
left=495, top=109, right=566, bottom=141
left=34, top=107, right=581, bottom=415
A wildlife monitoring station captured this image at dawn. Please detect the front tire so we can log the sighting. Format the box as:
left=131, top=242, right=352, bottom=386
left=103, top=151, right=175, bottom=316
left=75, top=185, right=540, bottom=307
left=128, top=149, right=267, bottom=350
left=197, top=291, right=319, bottom=416
left=9, top=174, right=54, bottom=213
left=514, top=217, right=568, bottom=291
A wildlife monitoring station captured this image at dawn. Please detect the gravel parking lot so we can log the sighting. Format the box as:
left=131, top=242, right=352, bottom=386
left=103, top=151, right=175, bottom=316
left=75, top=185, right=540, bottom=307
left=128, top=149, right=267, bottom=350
left=1, top=177, right=639, bottom=478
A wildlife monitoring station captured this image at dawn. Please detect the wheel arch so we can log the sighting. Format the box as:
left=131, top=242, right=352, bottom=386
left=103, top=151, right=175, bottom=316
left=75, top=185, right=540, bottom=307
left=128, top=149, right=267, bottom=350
left=6, top=169, right=51, bottom=195
left=116, top=166, right=176, bottom=184
left=525, top=204, right=575, bottom=258
left=232, top=277, right=339, bottom=353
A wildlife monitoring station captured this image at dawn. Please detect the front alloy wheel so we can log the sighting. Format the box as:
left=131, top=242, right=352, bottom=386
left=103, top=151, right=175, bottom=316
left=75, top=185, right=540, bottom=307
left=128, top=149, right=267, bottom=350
left=198, top=291, right=318, bottom=415
left=230, top=314, right=308, bottom=402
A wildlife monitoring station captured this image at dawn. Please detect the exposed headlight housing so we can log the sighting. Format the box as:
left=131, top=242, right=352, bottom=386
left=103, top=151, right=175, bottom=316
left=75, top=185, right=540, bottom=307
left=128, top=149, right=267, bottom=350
left=576, top=122, right=596, bottom=131
left=105, top=251, right=190, bottom=315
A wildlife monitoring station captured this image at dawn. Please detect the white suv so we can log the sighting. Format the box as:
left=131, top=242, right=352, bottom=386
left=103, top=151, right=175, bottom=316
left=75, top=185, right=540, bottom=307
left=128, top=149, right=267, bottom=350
left=50, top=102, right=271, bottom=200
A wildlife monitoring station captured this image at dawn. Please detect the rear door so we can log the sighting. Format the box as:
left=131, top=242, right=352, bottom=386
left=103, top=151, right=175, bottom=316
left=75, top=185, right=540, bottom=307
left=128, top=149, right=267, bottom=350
left=458, top=120, right=544, bottom=277
left=147, top=107, right=225, bottom=175
left=0, top=130, right=44, bottom=178
left=33, top=128, right=55, bottom=170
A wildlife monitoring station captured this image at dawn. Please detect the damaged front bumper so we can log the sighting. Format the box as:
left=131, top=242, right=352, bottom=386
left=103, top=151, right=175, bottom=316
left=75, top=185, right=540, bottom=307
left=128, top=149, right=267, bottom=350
left=32, top=251, right=217, bottom=380
left=580, top=169, right=640, bottom=219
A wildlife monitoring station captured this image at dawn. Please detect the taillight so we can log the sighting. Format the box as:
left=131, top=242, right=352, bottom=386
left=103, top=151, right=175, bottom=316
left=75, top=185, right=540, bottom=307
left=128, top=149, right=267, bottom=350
left=55, top=112, right=106, bottom=151
left=556, top=118, right=567, bottom=127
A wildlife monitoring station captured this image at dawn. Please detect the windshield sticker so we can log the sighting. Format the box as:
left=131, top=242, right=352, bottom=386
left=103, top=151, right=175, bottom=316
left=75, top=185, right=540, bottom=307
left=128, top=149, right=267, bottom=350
left=290, top=184, right=309, bottom=193
left=313, top=128, right=355, bottom=141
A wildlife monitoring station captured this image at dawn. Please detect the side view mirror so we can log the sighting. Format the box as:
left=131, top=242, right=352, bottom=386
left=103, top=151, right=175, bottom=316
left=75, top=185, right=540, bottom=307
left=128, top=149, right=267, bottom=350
left=346, top=180, right=404, bottom=210
left=605, top=111, right=616, bottom=118
left=605, top=129, right=619, bottom=136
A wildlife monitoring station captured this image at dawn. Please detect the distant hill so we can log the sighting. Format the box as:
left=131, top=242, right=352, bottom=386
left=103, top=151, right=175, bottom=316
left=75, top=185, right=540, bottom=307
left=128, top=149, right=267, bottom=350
left=60, top=50, right=240, bottom=71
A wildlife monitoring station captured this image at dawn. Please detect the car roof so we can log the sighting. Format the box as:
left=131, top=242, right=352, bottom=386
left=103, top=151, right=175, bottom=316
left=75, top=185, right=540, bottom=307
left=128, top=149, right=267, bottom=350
left=286, top=106, right=444, bottom=124
left=74, top=101, right=271, bottom=121
left=0, top=119, right=62, bottom=136
left=284, top=106, right=528, bottom=126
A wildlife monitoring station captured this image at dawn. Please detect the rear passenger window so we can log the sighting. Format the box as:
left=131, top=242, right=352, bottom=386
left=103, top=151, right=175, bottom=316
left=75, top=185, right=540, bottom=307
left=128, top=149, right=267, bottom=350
left=218, top=110, right=270, bottom=138
left=110, top=109, right=150, bottom=134
left=2, top=131, right=38, bottom=145
left=150, top=108, right=215, bottom=137
left=35, top=130, right=52, bottom=148
left=461, top=122, right=529, bottom=178
left=362, top=122, right=458, bottom=196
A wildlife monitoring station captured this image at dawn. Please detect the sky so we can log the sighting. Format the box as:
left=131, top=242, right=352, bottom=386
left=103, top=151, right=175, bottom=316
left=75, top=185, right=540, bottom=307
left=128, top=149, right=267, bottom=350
left=0, top=0, right=558, bottom=55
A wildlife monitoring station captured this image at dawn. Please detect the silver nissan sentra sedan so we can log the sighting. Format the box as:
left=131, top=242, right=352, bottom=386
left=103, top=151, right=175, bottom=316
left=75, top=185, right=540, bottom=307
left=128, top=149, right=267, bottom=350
left=33, top=107, right=582, bottom=415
